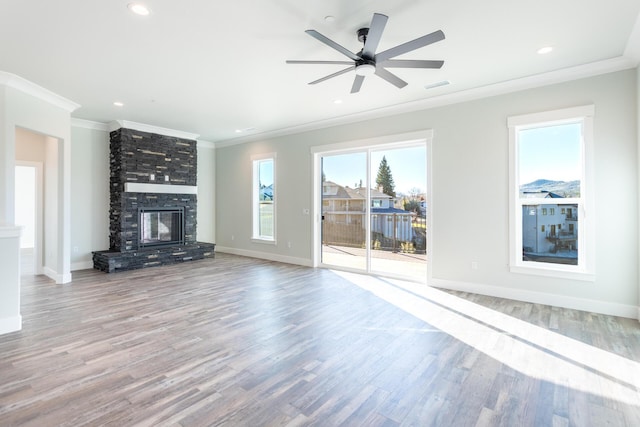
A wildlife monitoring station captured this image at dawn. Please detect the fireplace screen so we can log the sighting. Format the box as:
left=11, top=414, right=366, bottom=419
left=139, top=207, right=185, bottom=248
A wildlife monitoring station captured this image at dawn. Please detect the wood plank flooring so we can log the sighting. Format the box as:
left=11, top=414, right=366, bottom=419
left=1, top=253, right=639, bottom=426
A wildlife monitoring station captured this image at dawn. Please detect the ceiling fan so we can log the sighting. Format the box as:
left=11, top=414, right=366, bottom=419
left=286, top=13, right=445, bottom=94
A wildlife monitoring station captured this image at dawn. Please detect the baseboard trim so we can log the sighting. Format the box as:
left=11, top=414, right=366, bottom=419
left=430, top=278, right=639, bottom=320
left=215, top=246, right=313, bottom=268
left=0, top=315, right=22, bottom=335
left=43, top=267, right=72, bottom=284
left=71, top=261, right=93, bottom=271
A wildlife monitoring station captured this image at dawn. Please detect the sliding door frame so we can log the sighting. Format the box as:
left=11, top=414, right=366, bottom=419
left=310, top=130, right=434, bottom=282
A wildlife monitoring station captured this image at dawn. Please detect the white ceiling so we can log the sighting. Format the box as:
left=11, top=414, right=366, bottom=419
left=1, top=1, right=639, bottom=144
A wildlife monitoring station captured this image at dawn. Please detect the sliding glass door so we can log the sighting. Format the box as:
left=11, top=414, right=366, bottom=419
left=320, top=152, right=368, bottom=271
left=369, top=146, right=427, bottom=278
left=319, top=143, right=427, bottom=281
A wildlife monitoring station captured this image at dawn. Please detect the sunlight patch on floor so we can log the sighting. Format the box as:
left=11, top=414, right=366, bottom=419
left=334, top=270, right=640, bottom=407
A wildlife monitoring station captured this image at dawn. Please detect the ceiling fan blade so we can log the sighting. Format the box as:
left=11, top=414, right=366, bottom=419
left=362, top=13, right=388, bottom=58
left=309, top=66, right=355, bottom=85
left=305, top=30, right=362, bottom=61
left=381, top=59, right=444, bottom=69
left=375, top=30, right=445, bottom=62
left=351, top=75, right=365, bottom=93
left=374, top=67, right=408, bottom=89
left=287, top=60, right=354, bottom=65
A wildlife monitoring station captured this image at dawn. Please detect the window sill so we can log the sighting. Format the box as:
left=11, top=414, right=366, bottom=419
left=251, top=237, right=276, bottom=245
left=510, top=264, right=595, bottom=282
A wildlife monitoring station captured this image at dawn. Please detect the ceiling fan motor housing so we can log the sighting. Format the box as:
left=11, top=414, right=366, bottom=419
left=357, top=27, right=369, bottom=44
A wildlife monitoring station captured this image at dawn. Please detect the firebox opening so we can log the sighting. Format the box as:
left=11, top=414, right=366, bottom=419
left=139, top=207, right=185, bottom=249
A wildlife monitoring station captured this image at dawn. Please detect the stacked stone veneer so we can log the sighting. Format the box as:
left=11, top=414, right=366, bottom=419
left=108, top=128, right=197, bottom=251
left=93, top=128, right=215, bottom=273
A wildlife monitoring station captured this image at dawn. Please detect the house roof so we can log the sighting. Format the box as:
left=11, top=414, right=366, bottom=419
left=372, top=207, right=413, bottom=215
left=1, top=1, right=638, bottom=144
left=521, top=191, right=564, bottom=199
left=323, top=182, right=392, bottom=200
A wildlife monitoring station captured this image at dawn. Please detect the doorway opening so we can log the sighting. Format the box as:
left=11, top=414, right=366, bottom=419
left=15, top=162, right=43, bottom=276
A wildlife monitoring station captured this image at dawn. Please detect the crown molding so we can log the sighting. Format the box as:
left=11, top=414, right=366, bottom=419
left=197, top=139, right=216, bottom=149
left=71, top=118, right=109, bottom=131
left=72, top=118, right=217, bottom=149
left=0, top=71, right=80, bottom=112
left=215, top=55, right=637, bottom=148
left=108, top=120, right=199, bottom=140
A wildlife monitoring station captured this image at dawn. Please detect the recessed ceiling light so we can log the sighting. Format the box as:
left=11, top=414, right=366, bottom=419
left=235, top=127, right=256, bottom=133
left=324, top=16, right=336, bottom=23
left=334, top=99, right=343, bottom=104
left=537, top=46, right=553, bottom=55
left=113, top=101, right=124, bottom=107
left=128, top=3, right=150, bottom=16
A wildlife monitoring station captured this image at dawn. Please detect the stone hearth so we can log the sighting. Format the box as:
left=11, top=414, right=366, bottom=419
left=93, top=127, right=214, bottom=273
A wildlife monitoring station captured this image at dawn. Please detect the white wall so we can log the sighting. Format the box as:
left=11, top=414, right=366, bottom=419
left=637, top=65, right=640, bottom=320
left=216, top=137, right=314, bottom=266
left=70, top=125, right=109, bottom=270
left=15, top=127, right=46, bottom=162
left=43, top=135, right=60, bottom=276
left=216, top=69, right=639, bottom=318
left=197, top=142, right=216, bottom=243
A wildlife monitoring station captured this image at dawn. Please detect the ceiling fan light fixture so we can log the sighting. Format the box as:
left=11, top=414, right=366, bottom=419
left=355, top=63, right=375, bottom=76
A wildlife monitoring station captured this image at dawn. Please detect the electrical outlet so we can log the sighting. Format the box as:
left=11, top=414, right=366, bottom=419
left=164, top=175, right=169, bottom=182
left=287, top=241, right=292, bottom=248
left=471, top=261, right=478, bottom=270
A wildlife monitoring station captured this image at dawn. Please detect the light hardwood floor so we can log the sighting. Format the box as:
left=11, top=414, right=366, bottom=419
left=1, top=253, right=639, bottom=426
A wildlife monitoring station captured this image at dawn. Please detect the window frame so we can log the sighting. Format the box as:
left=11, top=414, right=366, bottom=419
left=251, top=152, right=276, bottom=244
left=508, top=105, right=595, bottom=281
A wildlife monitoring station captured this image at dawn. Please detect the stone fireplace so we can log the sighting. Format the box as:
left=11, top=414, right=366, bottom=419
left=93, top=127, right=215, bottom=273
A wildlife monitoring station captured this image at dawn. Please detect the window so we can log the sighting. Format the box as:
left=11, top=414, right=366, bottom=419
left=252, top=153, right=276, bottom=242
left=508, top=105, right=594, bottom=280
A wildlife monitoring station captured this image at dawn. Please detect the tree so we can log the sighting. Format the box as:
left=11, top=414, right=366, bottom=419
left=376, top=156, right=396, bottom=197
left=403, top=199, right=421, bottom=214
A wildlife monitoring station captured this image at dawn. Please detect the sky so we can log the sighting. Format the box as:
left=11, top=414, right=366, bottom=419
left=258, top=158, right=274, bottom=187
left=518, top=122, right=582, bottom=185
left=322, top=145, right=427, bottom=195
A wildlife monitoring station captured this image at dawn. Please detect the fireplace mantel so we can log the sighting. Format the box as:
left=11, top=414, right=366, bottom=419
left=125, top=183, right=197, bottom=194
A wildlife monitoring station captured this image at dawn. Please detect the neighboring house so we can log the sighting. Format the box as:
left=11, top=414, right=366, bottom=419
left=521, top=191, right=578, bottom=258
left=419, top=200, right=427, bottom=216
left=322, top=181, right=414, bottom=245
